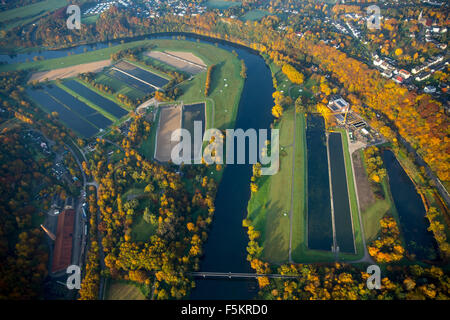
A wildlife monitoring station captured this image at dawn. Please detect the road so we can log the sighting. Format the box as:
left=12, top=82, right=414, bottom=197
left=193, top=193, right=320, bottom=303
left=398, top=136, right=450, bottom=207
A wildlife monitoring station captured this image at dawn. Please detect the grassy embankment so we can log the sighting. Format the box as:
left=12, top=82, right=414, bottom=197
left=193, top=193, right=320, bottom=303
left=357, top=149, right=395, bottom=243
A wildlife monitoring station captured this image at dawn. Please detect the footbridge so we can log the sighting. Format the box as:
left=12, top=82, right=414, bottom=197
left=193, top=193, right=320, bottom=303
left=188, top=272, right=299, bottom=279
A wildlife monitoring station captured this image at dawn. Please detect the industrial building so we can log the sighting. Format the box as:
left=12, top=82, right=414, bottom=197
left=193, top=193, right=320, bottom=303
left=51, top=209, right=76, bottom=274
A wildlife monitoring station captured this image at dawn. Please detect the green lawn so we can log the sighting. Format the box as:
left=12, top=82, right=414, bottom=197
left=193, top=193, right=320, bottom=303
left=247, top=109, right=295, bottom=263
left=206, top=0, right=242, bottom=9
left=105, top=279, right=146, bottom=300
left=358, top=149, right=396, bottom=243
left=82, top=14, right=100, bottom=25
left=139, top=108, right=159, bottom=160
left=241, top=10, right=272, bottom=21
left=131, top=213, right=157, bottom=242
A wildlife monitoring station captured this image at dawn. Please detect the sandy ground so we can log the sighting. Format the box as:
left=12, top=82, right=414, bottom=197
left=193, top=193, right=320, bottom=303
left=154, top=105, right=182, bottom=162
left=165, top=51, right=206, bottom=67
left=114, top=60, right=135, bottom=71
left=146, top=50, right=206, bottom=74
left=28, top=60, right=111, bottom=83
left=352, top=151, right=376, bottom=212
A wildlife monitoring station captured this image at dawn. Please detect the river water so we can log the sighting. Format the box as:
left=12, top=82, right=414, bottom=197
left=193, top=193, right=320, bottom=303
left=2, top=33, right=275, bottom=299
left=7, top=33, right=438, bottom=299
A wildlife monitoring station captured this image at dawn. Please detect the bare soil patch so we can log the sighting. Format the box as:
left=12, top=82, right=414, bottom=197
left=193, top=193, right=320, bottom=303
left=352, top=151, right=376, bottom=212
left=28, top=60, right=111, bottom=83
left=154, top=105, right=182, bottom=162
left=146, top=50, right=206, bottom=74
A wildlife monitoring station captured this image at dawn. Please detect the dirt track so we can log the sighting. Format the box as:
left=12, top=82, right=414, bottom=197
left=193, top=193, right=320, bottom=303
left=154, top=105, right=182, bottom=162
left=28, top=60, right=111, bottom=83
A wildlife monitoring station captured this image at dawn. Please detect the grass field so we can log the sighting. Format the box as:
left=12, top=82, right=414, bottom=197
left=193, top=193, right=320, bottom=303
left=0, top=0, right=66, bottom=31
left=247, top=109, right=296, bottom=263
left=105, top=279, right=146, bottom=300
left=131, top=214, right=157, bottom=242
left=206, top=0, right=242, bottom=9
left=82, top=14, right=100, bottom=25
left=241, top=10, right=272, bottom=21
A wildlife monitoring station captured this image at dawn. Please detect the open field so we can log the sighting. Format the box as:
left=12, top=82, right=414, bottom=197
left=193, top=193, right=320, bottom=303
left=105, top=280, right=146, bottom=300
left=28, top=60, right=111, bottom=83
left=146, top=50, right=206, bottom=74
left=206, top=0, right=242, bottom=9
left=353, top=148, right=392, bottom=243
left=139, top=108, right=160, bottom=160
left=131, top=213, right=157, bottom=242
left=154, top=105, right=182, bottom=162
left=241, top=10, right=271, bottom=21
left=352, top=150, right=377, bottom=212
left=247, top=110, right=295, bottom=263
left=166, top=51, right=206, bottom=67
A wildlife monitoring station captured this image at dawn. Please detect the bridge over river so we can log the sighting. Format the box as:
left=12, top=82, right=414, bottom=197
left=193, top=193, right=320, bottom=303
left=188, top=272, right=300, bottom=280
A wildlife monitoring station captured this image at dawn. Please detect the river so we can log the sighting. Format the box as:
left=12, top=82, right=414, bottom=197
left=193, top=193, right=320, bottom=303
left=3, top=33, right=275, bottom=299
left=5, top=33, right=440, bottom=298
